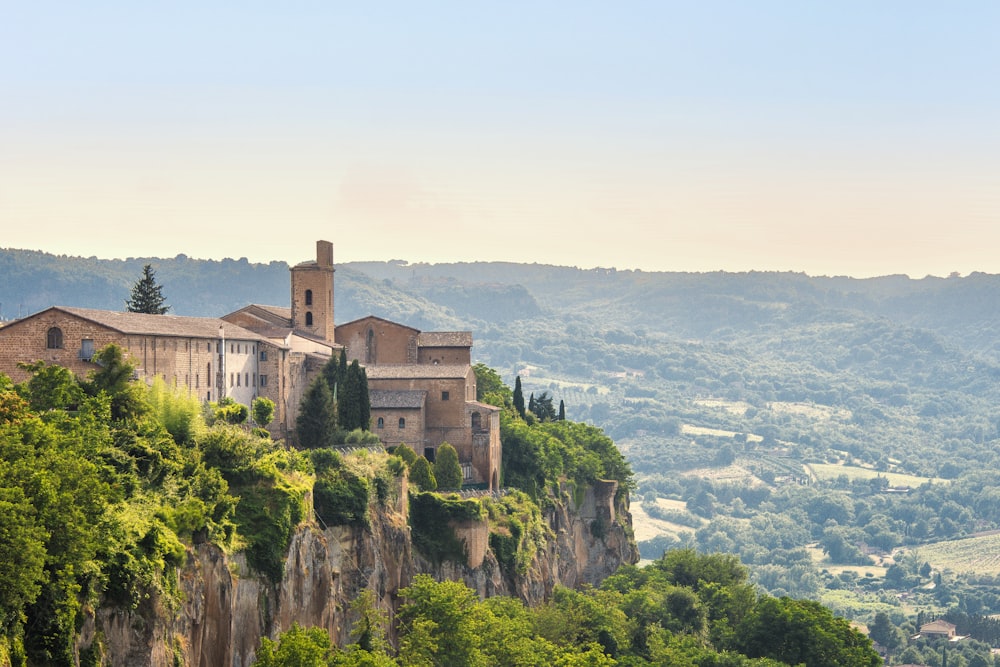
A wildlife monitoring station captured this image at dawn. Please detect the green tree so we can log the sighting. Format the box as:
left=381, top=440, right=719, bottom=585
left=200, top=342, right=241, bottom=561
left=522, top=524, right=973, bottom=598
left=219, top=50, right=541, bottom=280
left=252, top=623, right=335, bottom=667
left=533, top=392, right=556, bottom=421
left=83, top=344, right=145, bottom=420
left=297, top=377, right=337, bottom=449
left=558, top=399, right=566, bottom=421
left=513, top=376, right=525, bottom=419
left=252, top=396, right=276, bottom=427
left=410, top=457, right=437, bottom=492
left=125, top=264, right=170, bottom=314
left=397, top=575, right=487, bottom=667
left=472, top=364, right=510, bottom=405
left=434, top=443, right=462, bottom=490
left=339, top=360, right=371, bottom=432
left=734, top=596, right=881, bottom=667
left=16, top=361, right=83, bottom=412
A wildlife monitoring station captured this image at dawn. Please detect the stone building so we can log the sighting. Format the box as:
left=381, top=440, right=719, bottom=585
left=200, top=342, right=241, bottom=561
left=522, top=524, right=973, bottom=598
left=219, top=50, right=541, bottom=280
left=0, top=240, right=501, bottom=489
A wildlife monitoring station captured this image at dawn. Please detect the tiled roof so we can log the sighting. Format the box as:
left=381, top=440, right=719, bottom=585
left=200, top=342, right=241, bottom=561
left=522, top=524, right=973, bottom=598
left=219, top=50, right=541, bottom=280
left=337, top=315, right=420, bottom=333
left=57, top=307, right=266, bottom=341
left=243, top=304, right=292, bottom=324
left=467, top=400, right=500, bottom=413
left=365, top=364, right=470, bottom=380
left=417, top=331, right=472, bottom=347
left=370, top=389, right=426, bottom=409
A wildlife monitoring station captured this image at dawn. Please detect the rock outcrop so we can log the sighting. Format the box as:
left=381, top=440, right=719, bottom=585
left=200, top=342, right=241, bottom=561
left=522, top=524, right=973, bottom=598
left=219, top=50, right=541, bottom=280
left=80, top=483, right=636, bottom=667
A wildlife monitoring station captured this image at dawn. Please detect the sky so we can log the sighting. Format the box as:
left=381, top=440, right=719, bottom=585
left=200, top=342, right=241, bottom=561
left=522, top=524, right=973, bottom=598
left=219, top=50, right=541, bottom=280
left=1, top=2, right=998, bottom=278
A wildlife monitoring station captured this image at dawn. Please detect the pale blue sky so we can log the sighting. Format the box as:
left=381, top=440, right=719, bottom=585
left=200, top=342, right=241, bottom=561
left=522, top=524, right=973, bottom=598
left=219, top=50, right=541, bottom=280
left=1, top=2, right=997, bottom=277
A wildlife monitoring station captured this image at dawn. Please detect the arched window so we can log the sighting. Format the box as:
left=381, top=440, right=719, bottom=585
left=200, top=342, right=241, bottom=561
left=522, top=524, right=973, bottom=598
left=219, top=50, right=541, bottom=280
left=398, top=417, right=406, bottom=429
left=305, top=312, right=313, bottom=326
left=377, top=417, right=384, bottom=428
left=305, top=289, right=313, bottom=306
left=46, top=327, right=63, bottom=349
left=471, top=412, right=482, bottom=430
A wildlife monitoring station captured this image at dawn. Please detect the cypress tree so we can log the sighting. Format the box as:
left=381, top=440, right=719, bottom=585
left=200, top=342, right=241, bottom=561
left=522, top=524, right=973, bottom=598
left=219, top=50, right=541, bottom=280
left=558, top=399, right=566, bottom=421
left=125, top=264, right=170, bottom=314
left=528, top=393, right=536, bottom=415
left=297, top=377, right=337, bottom=448
left=410, top=456, right=437, bottom=491
left=513, top=376, right=525, bottom=418
left=434, top=443, right=462, bottom=490
left=338, top=360, right=370, bottom=431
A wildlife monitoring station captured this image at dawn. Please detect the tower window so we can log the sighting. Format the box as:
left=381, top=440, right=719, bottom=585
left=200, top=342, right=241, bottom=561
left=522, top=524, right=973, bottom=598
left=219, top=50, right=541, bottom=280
left=377, top=417, right=384, bottom=428
left=305, top=289, right=313, bottom=306
left=306, top=312, right=313, bottom=326
left=398, top=417, right=406, bottom=429
left=46, top=327, right=63, bottom=349
left=441, top=391, right=450, bottom=401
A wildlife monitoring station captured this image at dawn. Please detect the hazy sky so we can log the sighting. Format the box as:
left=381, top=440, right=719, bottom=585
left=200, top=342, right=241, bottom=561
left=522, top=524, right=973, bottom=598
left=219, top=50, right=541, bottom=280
left=2, top=2, right=997, bottom=277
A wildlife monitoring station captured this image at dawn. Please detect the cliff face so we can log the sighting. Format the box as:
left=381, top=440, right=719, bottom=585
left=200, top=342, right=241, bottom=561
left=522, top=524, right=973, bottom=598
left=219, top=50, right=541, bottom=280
left=81, top=483, right=637, bottom=667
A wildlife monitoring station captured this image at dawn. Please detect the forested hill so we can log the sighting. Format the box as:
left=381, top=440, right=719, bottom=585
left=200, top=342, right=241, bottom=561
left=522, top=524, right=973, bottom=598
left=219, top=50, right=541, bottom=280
left=5, top=246, right=1000, bottom=474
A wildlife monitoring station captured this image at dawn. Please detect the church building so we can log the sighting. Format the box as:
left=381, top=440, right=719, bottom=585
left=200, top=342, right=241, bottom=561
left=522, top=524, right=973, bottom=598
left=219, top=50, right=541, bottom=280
left=0, top=240, right=501, bottom=490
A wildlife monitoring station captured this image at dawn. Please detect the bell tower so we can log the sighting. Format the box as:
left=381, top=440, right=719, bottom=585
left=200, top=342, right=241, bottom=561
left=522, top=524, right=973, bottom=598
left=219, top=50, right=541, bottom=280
left=290, top=240, right=335, bottom=343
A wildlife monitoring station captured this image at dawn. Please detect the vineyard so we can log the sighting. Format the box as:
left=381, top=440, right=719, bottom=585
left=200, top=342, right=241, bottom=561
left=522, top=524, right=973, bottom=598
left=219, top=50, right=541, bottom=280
left=915, top=533, right=1000, bottom=576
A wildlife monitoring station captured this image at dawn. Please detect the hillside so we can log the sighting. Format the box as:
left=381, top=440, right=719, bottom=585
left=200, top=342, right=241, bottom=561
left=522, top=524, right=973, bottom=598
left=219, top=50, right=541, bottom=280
left=7, top=248, right=1000, bottom=659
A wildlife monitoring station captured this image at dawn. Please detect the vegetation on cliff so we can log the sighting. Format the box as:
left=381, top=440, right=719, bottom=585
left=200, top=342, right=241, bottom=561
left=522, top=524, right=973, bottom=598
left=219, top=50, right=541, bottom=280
left=251, top=551, right=880, bottom=666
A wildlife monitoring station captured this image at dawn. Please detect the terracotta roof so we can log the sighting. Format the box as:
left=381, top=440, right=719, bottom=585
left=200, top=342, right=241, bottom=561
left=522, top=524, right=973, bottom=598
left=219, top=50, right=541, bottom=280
left=337, top=314, right=420, bottom=333
left=238, top=304, right=292, bottom=325
left=365, top=364, right=470, bottom=380
left=56, top=307, right=266, bottom=341
left=467, top=400, right=500, bottom=413
left=417, top=331, right=472, bottom=347
left=370, top=389, right=426, bottom=409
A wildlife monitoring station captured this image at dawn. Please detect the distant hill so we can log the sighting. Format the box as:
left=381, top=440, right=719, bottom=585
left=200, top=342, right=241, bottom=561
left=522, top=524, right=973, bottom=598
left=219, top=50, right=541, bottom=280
left=5, top=246, right=1000, bottom=481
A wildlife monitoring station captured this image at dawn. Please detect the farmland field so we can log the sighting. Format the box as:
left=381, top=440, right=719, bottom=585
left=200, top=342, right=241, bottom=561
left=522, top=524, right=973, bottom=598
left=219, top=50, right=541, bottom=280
left=915, top=533, right=1000, bottom=576
left=808, top=463, right=942, bottom=488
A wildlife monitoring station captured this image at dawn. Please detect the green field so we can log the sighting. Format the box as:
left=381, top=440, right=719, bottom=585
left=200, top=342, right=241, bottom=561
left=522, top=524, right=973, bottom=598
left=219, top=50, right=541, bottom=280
left=914, top=533, right=1000, bottom=576
left=808, top=463, right=942, bottom=488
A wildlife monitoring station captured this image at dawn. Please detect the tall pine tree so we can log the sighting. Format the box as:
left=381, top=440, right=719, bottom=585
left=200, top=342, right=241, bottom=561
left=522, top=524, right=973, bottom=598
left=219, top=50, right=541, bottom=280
left=125, top=264, right=170, bottom=314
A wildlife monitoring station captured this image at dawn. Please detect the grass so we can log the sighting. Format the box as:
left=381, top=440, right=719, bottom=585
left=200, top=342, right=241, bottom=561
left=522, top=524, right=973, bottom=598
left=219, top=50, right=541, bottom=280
left=808, top=463, right=942, bottom=487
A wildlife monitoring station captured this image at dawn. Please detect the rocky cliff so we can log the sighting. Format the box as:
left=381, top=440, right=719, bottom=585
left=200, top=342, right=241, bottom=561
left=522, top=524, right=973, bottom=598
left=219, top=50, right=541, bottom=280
left=78, top=481, right=637, bottom=667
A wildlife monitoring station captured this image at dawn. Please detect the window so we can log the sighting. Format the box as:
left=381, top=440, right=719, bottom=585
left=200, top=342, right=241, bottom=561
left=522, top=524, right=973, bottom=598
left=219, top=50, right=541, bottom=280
left=305, top=289, right=313, bottom=306
left=252, top=373, right=256, bottom=387
left=79, top=338, right=94, bottom=360
left=230, top=344, right=234, bottom=353
left=207, top=363, right=212, bottom=387
left=196, top=374, right=200, bottom=388
left=424, top=447, right=435, bottom=463
left=237, top=373, right=241, bottom=387
left=306, top=312, right=313, bottom=326
left=260, top=375, right=268, bottom=387
left=441, top=391, right=450, bottom=401
left=230, top=373, right=234, bottom=387
left=398, top=417, right=406, bottom=429
left=260, top=350, right=268, bottom=361
left=377, top=417, right=384, bottom=428
left=46, top=327, right=63, bottom=349
left=471, top=413, right=482, bottom=430
left=245, top=372, right=249, bottom=387
left=208, top=342, right=212, bottom=352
